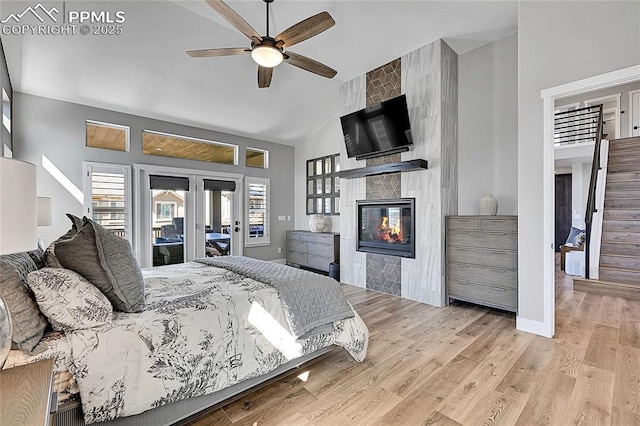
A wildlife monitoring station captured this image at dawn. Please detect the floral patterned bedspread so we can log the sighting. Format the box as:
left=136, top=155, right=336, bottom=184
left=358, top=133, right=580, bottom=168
left=67, top=262, right=368, bottom=424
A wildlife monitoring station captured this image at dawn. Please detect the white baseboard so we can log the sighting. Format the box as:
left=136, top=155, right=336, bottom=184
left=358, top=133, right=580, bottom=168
left=516, top=316, right=554, bottom=338
left=271, top=258, right=287, bottom=265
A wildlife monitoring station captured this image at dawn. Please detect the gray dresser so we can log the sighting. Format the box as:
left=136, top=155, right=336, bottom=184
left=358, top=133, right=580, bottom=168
left=286, top=231, right=340, bottom=273
left=445, top=216, right=518, bottom=312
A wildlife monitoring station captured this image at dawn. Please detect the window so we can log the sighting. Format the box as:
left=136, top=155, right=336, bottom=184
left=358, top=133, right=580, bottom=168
left=155, top=201, right=177, bottom=220
left=246, top=147, right=269, bottom=169
left=306, top=154, right=340, bottom=215
left=245, top=177, right=270, bottom=246
left=86, top=120, right=130, bottom=152
left=142, top=130, right=238, bottom=165
left=83, top=162, right=132, bottom=242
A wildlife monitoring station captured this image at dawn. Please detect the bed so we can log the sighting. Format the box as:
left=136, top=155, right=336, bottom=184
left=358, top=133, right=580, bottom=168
left=1, top=250, right=368, bottom=426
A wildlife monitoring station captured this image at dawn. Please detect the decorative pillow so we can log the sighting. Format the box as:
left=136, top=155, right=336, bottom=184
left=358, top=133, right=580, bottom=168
left=45, top=214, right=83, bottom=268
left=565, top=227, right=584, bottom=245
left=573, top=232, right=586, bottom=247
left=0, top=252, right=48, bottom=354
left=55, top=217, right=145, bottom=312
left=27, top=268, right=113, bottom=332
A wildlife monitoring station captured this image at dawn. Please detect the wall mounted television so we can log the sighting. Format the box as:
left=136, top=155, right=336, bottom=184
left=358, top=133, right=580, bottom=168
left=340, top=94, right=413, bottom=160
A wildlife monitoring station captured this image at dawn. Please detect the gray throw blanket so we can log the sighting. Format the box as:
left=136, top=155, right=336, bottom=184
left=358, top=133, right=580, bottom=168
left=195, top=256, right=354, bottom=338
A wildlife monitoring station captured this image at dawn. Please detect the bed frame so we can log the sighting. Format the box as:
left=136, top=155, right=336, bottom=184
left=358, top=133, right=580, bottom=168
left=54, top=347, right=334, bottom=426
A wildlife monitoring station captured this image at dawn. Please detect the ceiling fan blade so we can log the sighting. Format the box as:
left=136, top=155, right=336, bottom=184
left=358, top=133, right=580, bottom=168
left=284, top=51, right=337, bottom=79
left=275, top=11, right=335, bottom=48
left=205, top=0, right=261, bottom=41
left=186, top=48, right=249, bottom=58
left=258, top=66, right=273, bottom=88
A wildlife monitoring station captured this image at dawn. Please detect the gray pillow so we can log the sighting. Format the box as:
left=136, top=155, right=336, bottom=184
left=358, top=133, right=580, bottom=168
left=0, top=252, right=48, bottom=354
left=27, top=268, right=113, bottom=332
left=55, top=218, right=144, bottom=312
left=45, top=214, right=83, bottom=268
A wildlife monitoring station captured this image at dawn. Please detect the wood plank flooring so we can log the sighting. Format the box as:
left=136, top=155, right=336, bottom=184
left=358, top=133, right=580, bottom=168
left=187, top=256, right=640, bottom=425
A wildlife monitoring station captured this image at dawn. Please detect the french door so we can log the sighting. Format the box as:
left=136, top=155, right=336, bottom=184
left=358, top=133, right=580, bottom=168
left=134, top=165, right=243, bottom=268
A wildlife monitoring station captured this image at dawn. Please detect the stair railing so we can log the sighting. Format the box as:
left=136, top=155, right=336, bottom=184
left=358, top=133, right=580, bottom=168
left=583, top=104, right=604, bottom=279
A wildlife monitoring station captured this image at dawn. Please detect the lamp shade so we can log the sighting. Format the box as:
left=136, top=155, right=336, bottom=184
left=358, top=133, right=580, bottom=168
left=37, top=196, right=52, bottom=226
left=0, top=157, right=38, bottom=255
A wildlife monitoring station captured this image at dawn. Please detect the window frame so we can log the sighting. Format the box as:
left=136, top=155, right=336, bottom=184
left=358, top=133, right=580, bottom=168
left=306, top=153, right=340, bottom=215
left=142, top=129, right=239, bottom=166
left=83, top=162, right=133, bottom=242
left=245, top=147, right=269, bottom=169
left=86, top=120, right=130, bottom=152
left=245, top=176, right=270, bottom=247
left=154, top=200, right=177, bottom=220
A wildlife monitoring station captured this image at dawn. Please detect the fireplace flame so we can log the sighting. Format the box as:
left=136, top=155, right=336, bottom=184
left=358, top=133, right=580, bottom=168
left=377, top=216, right=403, bottom=243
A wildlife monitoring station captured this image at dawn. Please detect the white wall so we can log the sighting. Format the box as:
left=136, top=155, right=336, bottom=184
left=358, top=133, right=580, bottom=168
left=518, top=1, right=640, bottom=327
left=294, top=119, right=342, bottom=232
left=458, top=32, right=518, bottom=215
left=571, top=162, right=591, bottom=229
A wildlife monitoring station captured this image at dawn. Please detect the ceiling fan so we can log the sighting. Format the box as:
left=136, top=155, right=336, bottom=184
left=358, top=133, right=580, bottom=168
left=187, top=0, right=337, bottom=88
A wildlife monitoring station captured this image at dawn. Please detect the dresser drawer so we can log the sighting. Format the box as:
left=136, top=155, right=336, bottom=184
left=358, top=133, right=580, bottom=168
left=447, top=230, right=517, bottom=251
left=288, top=239, right=307, bottom=253
left=448, top=280, right=517, bottom=309
left=299, top=233, right=318, bottom=243
left=308, top=241, right=335, bottom=258
left=479, top=218, right=517, bottom=233
left=307, top=255, right=332, bottom=272
left=447, top=263, right=517, bottom=289
left=286, top=250, right=307, bottom=265
left=447, top=246, right=517, bottom=269
left=447, top=217, right=479, bottom=231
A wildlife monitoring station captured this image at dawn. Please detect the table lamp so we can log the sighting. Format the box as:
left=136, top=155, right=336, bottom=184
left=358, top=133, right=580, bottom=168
left=0, top=157, right=37, bottom=368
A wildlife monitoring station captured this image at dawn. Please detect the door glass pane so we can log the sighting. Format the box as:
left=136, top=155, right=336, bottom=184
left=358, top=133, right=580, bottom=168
left=325, top=178, right=332, bottom=194
left=334, top=156, right=341, bottom=172
left=152, top=187, right=185, bottom=266
left=334, top=197, right=340, bottom=213
left=325, top=158, right=332, bottom=174
left=335, top=176, right=340, bottom=193
left=307, top=161, right=314, bottom=177
left=307, top=198, right=314, bottom=214
left=315, top=159, right=323, bottom=175
left=307, top=180, right=313, bottom=195
left=205, top=189, right=232, bottom=257
left=316, top=198, right=323, bottom=213
left=315, top=178, right=323, bottom=195
left=325, top=198, right=332, bottom=214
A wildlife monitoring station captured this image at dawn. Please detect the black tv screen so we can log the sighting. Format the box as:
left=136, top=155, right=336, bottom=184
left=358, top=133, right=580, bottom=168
left=340, top=94, right=413, bottom=159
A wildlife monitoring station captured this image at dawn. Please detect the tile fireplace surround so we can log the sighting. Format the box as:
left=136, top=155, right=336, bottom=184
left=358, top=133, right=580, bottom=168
left=339, top=39, right=458, bottom=306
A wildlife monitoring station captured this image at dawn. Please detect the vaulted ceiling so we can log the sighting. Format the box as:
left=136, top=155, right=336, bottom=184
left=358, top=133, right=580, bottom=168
left=2, top=1, right=517, bottom=145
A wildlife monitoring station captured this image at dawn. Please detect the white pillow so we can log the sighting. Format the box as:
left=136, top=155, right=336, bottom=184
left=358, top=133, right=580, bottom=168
left=27, top=268, right=113, bottom=332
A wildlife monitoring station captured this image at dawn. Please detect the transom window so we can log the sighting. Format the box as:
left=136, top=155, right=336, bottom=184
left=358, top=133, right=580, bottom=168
left=142, top=130, right=238, bottom=165
left=86, top=120, right=130, bottom=152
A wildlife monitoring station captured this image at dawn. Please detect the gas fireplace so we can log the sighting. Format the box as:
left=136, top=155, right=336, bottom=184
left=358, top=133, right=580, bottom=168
left=357, top=199, right=415, bottom=258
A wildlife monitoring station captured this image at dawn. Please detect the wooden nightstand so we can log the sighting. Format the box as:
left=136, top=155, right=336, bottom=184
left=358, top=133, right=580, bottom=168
left=0, top=358, right=56, bottom=426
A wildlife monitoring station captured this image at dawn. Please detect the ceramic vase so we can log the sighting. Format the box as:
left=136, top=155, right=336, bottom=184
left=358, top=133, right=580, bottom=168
left=479, top=194, right=498, bottom=216
left=309, top=214, right=326, bottom=232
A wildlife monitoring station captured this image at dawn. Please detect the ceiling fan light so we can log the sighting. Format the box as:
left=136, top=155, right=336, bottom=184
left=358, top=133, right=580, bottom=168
left=251, top=45, right=283, bottom=68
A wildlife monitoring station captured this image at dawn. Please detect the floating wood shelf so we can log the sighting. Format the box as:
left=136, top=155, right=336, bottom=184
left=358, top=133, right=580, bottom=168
left=338, top=159, right=428, bottom=179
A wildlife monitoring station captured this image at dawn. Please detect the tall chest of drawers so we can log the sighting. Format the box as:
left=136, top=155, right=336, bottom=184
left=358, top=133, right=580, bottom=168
left=445, top=216, right=518, bottom=312
left=286, top=231, right=340, bottom=273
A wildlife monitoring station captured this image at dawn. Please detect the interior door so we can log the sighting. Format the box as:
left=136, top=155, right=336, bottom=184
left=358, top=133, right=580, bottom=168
left=555, top=173, right=572, bottom=252
left=632, top=91, right=640, bottom=137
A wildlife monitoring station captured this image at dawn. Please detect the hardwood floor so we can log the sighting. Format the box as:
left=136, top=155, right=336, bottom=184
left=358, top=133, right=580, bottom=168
left=188, top=256, right=640, bottom=425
